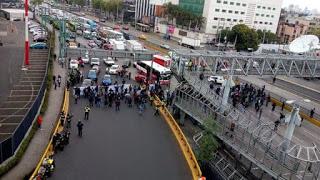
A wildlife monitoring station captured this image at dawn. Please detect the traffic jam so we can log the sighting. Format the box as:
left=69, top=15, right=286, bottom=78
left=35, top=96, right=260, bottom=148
left=45, top=9, right=174, bottom=93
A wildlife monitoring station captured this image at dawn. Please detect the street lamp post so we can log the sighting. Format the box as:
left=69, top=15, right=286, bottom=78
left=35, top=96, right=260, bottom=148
left=24, top=0, right=29, bottom=66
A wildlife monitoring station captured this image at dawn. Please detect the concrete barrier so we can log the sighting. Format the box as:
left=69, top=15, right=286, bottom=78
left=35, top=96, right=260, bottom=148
left=153, top=96, right=202, bottom=180
left=29, top=89, right=69, bottom=180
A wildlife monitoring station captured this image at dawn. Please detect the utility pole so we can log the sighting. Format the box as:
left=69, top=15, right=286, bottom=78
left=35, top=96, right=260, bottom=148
left=24, top=0, right=29, bottom=66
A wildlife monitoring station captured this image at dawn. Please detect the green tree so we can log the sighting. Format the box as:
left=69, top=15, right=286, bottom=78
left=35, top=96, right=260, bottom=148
left=256, top=29, right=278, bottom=44
left=196, top=118, right=220, bottom=162
left=227, top=24, right=259, bottom=51
left=72, top=0, right=85, bottom=7
left=309, top=27, right=320, bottom=38
left=30, top=0, right=43, bottom=18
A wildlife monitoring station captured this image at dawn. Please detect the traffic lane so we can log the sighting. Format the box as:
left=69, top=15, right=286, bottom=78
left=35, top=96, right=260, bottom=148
left=51, top=78, right=191, bottom=180
left=83, top=14, right=183, bottom=49
left=263, top=77, right=320, bottom=105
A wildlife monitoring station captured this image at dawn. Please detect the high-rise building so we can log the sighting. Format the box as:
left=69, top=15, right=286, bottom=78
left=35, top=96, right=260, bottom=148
left=202, top=0, right=283, bottom=34
left=135, top=0, right=156, bottom=22
left=178, top=0, right=204, bottom=16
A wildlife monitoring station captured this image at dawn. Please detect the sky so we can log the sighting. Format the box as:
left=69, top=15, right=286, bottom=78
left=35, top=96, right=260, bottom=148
left=282, top=0, right=320, bottom=11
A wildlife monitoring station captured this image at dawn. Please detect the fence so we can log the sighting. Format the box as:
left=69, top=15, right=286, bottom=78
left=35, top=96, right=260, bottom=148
left=0, top=40, right=51, bottom=164
left=174, top=83, right=320, bottom=180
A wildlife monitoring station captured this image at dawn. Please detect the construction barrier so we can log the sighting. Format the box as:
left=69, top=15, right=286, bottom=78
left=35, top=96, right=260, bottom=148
left=29, top=89, right=70, bottom=180
left=153, top=96, right=202, bottom=180
left=271, top=97, right=320, bottom=127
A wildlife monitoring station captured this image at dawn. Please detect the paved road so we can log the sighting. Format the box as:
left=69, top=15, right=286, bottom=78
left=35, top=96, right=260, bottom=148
left=50, top=59, right=191, bottom=180
left=262, top=77, right=320, bottom=104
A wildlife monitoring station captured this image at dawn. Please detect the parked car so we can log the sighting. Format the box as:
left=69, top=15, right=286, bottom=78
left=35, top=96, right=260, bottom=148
left=87, top=69, right=97, bottom=81
left=33, top=35, right=47, bottom=42
left=30, top=42, right=47, bottom=49
left=207, top=76, right=225, bottom=84
left=91, top=65, right=100, bottom=74
left=90, top=57, right=100, bottom=66
left=108, top=64, right=120, bottom=75
left=103, top=57, right=115, bottom=66
left=69, top=59, right=79, bottom=69
left=102, top=74, right=112, bottom=86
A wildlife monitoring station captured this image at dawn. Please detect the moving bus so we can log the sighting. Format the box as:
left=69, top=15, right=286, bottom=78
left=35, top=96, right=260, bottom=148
left=153, top=54, right=172, bottom=67
left=77, top=17, right=97, bottom=30
left=134, top=61, right=171, bottom=85
left=99, top=28, right=124, bottom=41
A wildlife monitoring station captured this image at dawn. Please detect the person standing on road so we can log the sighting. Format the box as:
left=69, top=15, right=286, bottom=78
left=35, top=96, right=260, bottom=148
left=66, top=113, right=73, bottom=129
left=57, top=75, right=62, bottom=87
left=84, top=106, right=91, bottom=120
left=53, top=75, right=56, bottom=85
left=77, top=120, right=84, bottom=137
left=54, top=80, right=57, bottom=90
left=272, top=102, right=276, bottom=111
left=281, top=100, right=285, bottom=111
left=310, top=108, right=315, bottom=119
left=115, top=97, right=120, bottom=111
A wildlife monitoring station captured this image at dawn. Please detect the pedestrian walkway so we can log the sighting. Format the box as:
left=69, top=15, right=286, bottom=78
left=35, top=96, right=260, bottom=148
left=2, top=29, right=66, bottom=180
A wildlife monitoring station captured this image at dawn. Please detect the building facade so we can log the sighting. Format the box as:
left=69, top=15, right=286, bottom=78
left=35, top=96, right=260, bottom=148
left=178, top=0, right=204, bottom=16
left=202, top=0, right=283, bottom=34
left=135, top=0, right=156, bottom=22
left=276, top=17, right=310, bottom=43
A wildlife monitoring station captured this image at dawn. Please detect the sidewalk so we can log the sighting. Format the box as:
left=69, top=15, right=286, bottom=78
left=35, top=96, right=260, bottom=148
left=2, top=29, right=66, bottom=179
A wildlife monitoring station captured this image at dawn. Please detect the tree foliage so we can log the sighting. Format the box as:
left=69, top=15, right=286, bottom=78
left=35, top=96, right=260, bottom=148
left=92, top=0, right=123, bottom=18
left=72, top=0, right=85, bottom=7
left=30, top=0, right=43, bottom=6
left=256, top=29, right=279, bottom=44
left=309, top=27, right=320, bottom=38
left=196, top=118, right=220, bottom=162
left=163, top=2, right=205, bottom=30
left=219, top=24, right=259, bottom=51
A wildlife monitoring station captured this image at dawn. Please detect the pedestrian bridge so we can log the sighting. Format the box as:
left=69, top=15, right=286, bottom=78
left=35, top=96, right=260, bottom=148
left=174, top=82, right=320, bottom=180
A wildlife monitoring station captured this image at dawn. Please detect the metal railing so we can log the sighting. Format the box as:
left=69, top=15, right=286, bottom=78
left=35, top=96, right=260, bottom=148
left=174, top=83, right=320, bottom=179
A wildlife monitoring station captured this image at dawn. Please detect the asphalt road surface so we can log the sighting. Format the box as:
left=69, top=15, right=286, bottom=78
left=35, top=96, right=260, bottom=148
left=50, top=60, right=191, bottom=179
left=263, top=77, right=320, bottom=104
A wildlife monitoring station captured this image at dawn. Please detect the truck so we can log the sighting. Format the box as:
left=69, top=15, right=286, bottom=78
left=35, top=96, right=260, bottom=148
left=178, top=37, right=201, bottom=49
left=126, top=40, right=143, bottom=51
left=109, top=39, right=125, bottom=50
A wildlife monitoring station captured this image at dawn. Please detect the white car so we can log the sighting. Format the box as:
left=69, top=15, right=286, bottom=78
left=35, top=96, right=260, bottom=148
left=82, top=54, right=90, bottom=64
left=90, top=57, right=100, bottom=66
left=103, top=57, right=115, bottom=66
left=160, top=44, right=170, bottom=50
left=108, top=64, right=120, bottom=75
left=69, top=59, right=79, bottom=69
left=92, top=65, right=100, bottom=74
left=208, top=76, right=225, bottom=84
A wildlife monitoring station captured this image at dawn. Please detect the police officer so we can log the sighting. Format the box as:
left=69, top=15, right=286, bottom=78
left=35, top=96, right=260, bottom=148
left=84, top=105, right=91, bottom=120
left=77, top=120, right=84, bottom=137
